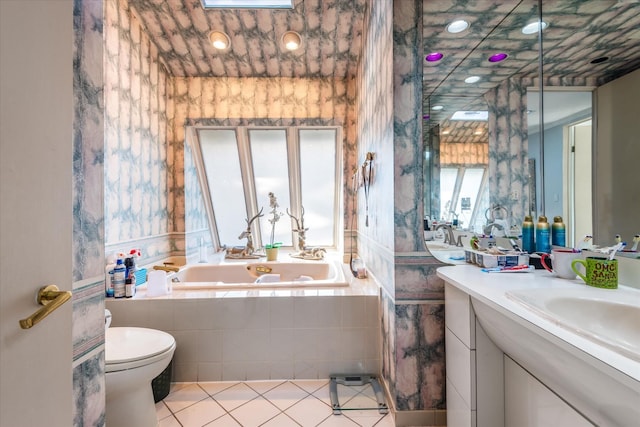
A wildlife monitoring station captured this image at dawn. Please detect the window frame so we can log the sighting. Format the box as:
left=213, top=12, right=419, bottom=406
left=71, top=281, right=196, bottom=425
left=188, top=125, right=343, bottom=251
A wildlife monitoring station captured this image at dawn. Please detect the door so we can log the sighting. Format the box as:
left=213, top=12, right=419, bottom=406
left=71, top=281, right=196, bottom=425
left=1, top=1, right=74, bottom=426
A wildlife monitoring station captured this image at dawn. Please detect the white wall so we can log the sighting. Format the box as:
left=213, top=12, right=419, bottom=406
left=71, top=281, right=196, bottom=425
left=594, top=68, right=640, bottom=246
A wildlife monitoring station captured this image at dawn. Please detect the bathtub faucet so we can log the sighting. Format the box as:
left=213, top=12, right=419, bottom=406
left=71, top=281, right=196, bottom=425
left=153, top=265, right=180, bottom=273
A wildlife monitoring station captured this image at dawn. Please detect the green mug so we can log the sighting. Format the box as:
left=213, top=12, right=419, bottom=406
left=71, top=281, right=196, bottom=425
left=571, top=257, right=618, bottom=289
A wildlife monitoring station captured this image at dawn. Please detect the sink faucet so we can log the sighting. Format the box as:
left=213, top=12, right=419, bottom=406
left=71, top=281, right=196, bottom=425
left=435, top=224, right=456, bottom=246
left=484, top=222, right=505, bottom=236
left=153, top=265, right=180, bottom=273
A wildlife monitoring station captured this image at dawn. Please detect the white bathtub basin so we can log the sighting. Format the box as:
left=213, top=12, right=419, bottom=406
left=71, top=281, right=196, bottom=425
left=506, top=287, right=640, bottom=361
left=167, top=259, right=349, bottom=289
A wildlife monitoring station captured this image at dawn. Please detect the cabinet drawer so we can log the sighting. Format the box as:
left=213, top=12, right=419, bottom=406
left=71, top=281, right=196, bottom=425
left=445, top=282, right=475, bottom=348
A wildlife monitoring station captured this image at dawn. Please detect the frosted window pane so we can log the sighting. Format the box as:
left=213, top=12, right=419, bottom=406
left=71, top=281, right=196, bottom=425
left=440, top=168, right=458, bottom=222
left=249, top=129, right=292, bottom=247
left=199, top=129, right=247, bottom=247
left=299, top=129, right=336, bottom=246
left=456, top=168, right=485, bottom=230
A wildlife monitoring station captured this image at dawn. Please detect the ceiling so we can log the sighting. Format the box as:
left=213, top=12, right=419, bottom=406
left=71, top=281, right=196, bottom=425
left=424, top=0, right=640, bottom=134
left=127, top=0, right=366, bottom=78
left=128, top=0, right=640, bottom=132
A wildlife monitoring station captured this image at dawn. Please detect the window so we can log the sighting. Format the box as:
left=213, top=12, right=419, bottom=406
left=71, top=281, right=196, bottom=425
left=191, top=126, right=341, bottom=250
left=440, top=166, right=488, bottom=233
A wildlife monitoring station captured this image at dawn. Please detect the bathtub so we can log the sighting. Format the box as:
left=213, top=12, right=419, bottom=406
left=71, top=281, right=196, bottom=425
left=167, top=259, right=349, bottom=290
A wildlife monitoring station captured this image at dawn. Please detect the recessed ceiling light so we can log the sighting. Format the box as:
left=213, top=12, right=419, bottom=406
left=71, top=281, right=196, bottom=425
left=425, top=52, right=444, bottom=62
left=432, top=105, right=444, bottom=111
left=209, top=31, right=230, bottom=50
left=447, top=19, right=470, bottom=34
left=201, top=0, right=293, bottom=8
left=450, top=110, right=488, bottom=121
left=464, top=76, right=481, bottom=84
left=522, top=21, right=548, bottom=35
left=442, top=129, right=451, bottom=135
left=474, top=129, right=483, bottom=135
left=590, top=56, right=609, bottom=64
left=488, top=53, right=508, bottom=63
left=282, top=31, right=302, bottom=51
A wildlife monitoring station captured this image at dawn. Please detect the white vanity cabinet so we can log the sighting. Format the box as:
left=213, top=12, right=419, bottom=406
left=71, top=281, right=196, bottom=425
left=441, top=266, right=636, bottom=427
left=444, top=282, right=503, bottom=427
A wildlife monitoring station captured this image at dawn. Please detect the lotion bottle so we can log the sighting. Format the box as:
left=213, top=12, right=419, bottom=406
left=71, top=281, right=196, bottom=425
left=552, top=216, right=566, bottom=247
left=535, top=215, right=551, bottom=253
left=522, top=215, right=535, bottom=253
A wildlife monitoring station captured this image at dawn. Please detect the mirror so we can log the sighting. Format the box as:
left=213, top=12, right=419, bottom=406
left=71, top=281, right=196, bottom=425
left=422, top=0, right=640, bottom=251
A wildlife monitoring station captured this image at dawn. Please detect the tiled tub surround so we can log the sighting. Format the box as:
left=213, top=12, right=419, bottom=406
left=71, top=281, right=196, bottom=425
left=106, top=266, right=380, bottom=383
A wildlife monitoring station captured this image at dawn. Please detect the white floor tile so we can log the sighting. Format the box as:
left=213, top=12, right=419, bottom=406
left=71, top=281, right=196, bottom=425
left=291, top=379, right=329, bottom=394
left=245, top=380, right=285, bottom=395
left=345, top=412, right=390, bottom=427
left=204, top=413, right=242, bottom=426
left=317, top=414, right=360, bottom=426
left=173, top=397, right=227, bottom=427
left=163, top=383, right=210, bottom=413
left=229, top=396, right=281, bottom=426
left=212, top=382, right=260, bottom=412
left=158, top=414, right=182, bottom=427
left=261, top=412, right=302, bottom=427
left=261, top=381, right=310, bottom=411
left=199, top=380, right=239, bottom=397
left=286, top=395, right=333, bottom=426
left=155, top=401, right=172, bottom=420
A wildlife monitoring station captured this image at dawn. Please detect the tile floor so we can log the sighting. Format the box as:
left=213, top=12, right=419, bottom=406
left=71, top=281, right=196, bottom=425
left=156, top=380, right=395, bottom=427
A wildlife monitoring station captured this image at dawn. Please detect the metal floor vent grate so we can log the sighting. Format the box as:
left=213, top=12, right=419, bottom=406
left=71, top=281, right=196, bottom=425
left=329, top=374, right=389, bottom=415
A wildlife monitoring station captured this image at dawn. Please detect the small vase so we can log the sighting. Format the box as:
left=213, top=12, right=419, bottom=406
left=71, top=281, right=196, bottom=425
left=265, top=247, right=278, bottom=261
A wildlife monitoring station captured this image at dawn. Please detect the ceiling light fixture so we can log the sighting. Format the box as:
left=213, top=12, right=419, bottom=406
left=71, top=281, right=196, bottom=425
left=522, top=20, right=548, bottom=35
left=464, top=76, right=481, bottom=84
left=446, top=19, right=470, bottom=34
left=282, top=31, right=302, bottom=51
left=425, top=52, right=444, bottom=62
left=488, top=53, right=508, bottom=63
left=209, top=31, right=230, bottom=50
left=432, top=105, right=444, bottom=110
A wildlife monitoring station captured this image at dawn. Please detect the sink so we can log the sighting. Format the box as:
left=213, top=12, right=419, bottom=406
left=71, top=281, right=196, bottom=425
left=507, top=287, right=640, bottom=361
left=425, top=241, right=466, bottom=264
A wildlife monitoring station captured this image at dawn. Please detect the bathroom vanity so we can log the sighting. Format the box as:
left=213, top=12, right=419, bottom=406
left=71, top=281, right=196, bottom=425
left=438, top=265, right=640, bottom=427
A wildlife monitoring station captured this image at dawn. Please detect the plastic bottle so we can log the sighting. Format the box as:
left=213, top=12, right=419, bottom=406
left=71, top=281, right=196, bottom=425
left=105, top=256, right=116, bottom=298
left=124, top=257, right=136, bottom=298
left=552, top=216, right=566, bottom=247
left=522, top=215, right=535, bottom=253
left=535, top=215, right=551, bottom=253
left=112, top=258, right=126, bottom=298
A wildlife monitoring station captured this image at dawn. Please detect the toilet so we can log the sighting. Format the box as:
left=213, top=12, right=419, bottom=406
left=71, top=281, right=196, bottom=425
left=105, top=327, right=176, bottom=427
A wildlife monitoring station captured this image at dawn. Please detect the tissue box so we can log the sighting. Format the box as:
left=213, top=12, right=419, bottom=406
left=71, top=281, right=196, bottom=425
left=465, top=249, right=529, bottom=268
left=134, top=268, right=147, bottom=286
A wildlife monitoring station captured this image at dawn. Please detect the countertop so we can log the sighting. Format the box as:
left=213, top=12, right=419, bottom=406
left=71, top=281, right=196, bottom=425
left=437, top=264, right=640, bottom=385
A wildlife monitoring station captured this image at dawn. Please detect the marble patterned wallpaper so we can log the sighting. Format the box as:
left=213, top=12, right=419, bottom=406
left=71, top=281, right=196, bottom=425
left=356, top=0, right=446, bottom=421
left=104, top=0, right=175, bottom=262
left=72, top=0, right=106, bottom=426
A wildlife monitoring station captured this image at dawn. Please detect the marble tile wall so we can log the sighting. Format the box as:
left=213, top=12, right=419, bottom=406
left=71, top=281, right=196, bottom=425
left=104, top=0, right=174, bottom=262
left=72, top=0, right=106, bottom=426
left=356, top=0, right=446, bottom=422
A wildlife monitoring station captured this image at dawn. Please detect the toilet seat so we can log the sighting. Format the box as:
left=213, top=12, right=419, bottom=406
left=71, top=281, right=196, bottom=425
left=106, top=327, right=175, bottom=373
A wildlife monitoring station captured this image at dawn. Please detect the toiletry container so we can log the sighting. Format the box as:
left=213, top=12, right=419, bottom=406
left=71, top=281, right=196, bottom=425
left=535, top=215, right=551, bottom=253
left=552, top=216, right=566, bottom=247
left=522, top=215, right=535, bottom=253
left=105, top=254, right=117, bottom=297
left=112, top=258, right=126, bottom=298
left=124, top=257, right=136, bottom=298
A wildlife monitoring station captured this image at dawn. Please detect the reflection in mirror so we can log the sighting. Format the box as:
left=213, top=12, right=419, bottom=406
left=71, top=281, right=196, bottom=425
left=422, top=0, right=640, bottom=256
left=527, top=89, right=593, bottom=248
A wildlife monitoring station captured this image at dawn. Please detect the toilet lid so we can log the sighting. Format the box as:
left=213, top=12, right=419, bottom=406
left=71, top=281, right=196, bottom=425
left=106, top=327, right=175, bottom=364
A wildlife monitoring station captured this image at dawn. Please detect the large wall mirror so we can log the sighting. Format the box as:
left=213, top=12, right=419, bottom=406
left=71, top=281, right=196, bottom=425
left=422, top=0, right=640, bottom=253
